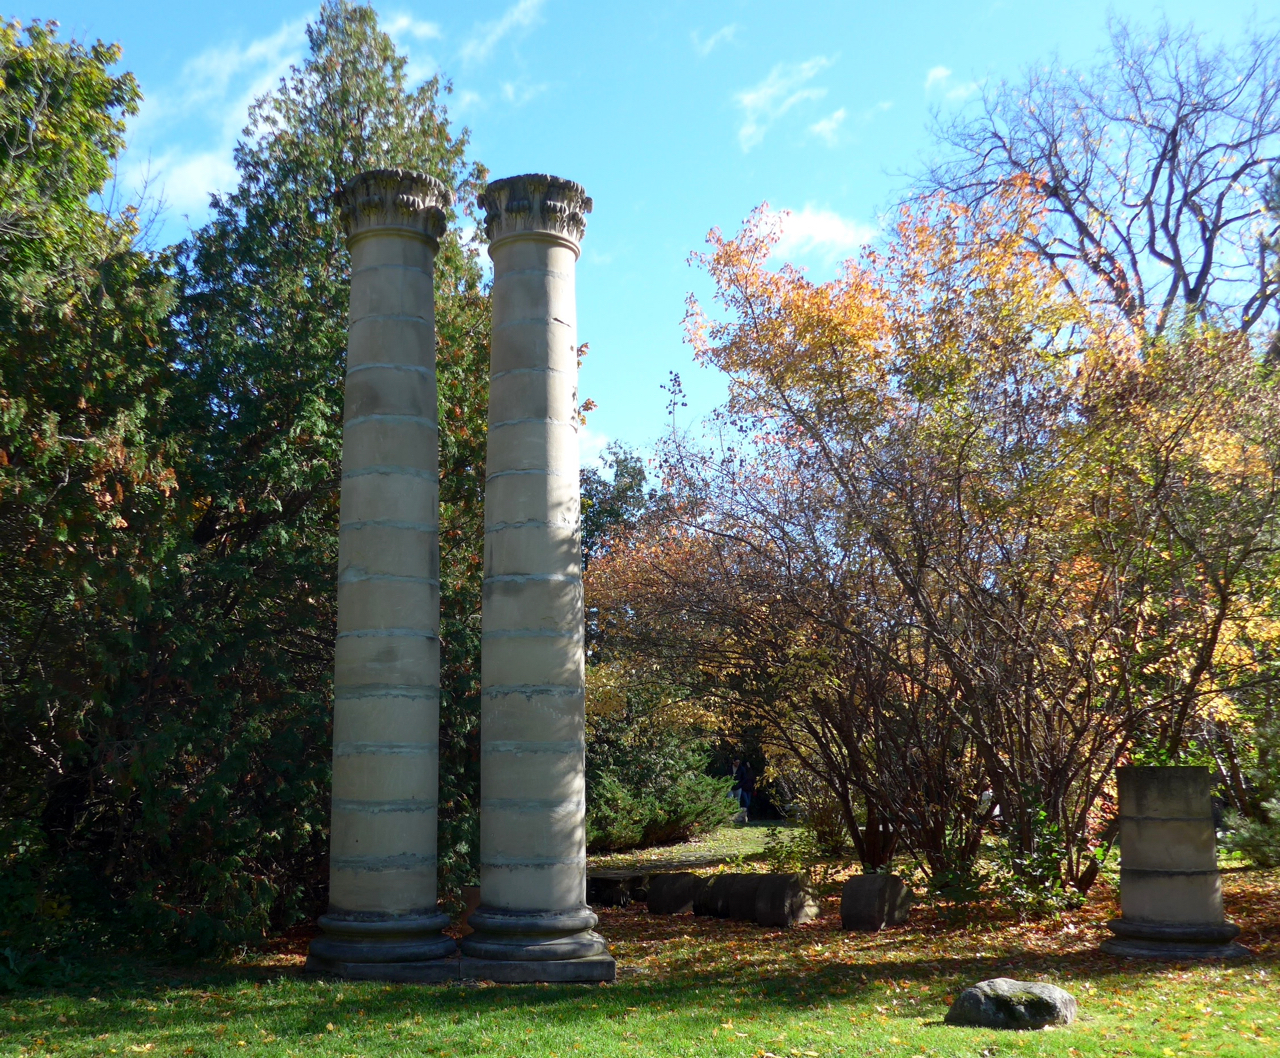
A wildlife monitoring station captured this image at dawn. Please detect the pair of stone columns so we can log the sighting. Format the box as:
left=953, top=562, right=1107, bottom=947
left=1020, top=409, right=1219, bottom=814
left=304, top=169, right=613, bottom=983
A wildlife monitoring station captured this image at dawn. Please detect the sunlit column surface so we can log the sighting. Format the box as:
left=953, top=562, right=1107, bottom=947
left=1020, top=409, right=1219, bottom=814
left=460, top=173, right=615, bottom=983
left=305, top=168, right=457, bottom=981
left=1102, top=766, right=1248, bottom=959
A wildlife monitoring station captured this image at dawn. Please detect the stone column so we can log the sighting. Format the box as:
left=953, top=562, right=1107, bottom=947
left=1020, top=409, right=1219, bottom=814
left=1102, top=766, right=1248, bottom=959
left=459, top=174, right=615, bottom=983
left=305, top=169, right=457, bottom=981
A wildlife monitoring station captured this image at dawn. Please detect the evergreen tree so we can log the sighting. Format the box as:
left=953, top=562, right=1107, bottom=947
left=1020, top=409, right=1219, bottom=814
left=2, top=3, right=490, bottom=955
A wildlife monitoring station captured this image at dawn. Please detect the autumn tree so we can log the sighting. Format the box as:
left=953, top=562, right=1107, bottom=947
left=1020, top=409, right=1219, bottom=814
left=590, top=187, right=1280, bottom=894
left=926, top=19, right=1280, bottom=338
left=0, top=19, right=177, bottom=950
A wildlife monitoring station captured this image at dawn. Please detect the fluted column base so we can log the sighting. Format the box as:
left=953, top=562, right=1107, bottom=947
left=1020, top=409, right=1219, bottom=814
left=458, top=906, right=616, bottom=981
left=305, top=910, right=457, bottom=981
left=1101, top=918, right=1250, bottom=959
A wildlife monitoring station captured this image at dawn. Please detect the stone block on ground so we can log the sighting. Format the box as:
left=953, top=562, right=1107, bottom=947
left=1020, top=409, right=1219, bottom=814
left=692, top=873, right=739, bottom=917
left=588, top=871, right=654, bottom=908
left=723, top=875, right=768, bottom=920
left=944, top=978, right=1077, bottom=1030
left=841, top=873, right=915, bottom=931
left=754, top=873, right=820, bottom=927
left=647, top=873, right=707, bottom=915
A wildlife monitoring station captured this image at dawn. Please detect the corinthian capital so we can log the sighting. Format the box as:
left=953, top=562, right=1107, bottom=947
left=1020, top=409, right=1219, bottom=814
left=335, top=168, right=452, bottom=246
left=480, top=173, right=592, bottom=252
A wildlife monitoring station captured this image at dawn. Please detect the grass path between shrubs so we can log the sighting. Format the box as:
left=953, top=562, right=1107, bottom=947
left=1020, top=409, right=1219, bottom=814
left=3, top=868, right=1278, bottom=1058
left=589, top=822, right=777, bottom=872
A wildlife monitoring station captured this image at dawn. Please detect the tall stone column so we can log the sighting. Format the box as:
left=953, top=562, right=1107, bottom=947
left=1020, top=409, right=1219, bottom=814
left=306, top=169, right=457, bottom=981
left=460, top=174, right=615, bottom=982
left=1102, top=766, right=1248, bottom=959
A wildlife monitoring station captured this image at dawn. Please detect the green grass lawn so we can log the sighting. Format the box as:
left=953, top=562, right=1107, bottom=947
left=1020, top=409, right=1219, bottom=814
left=4, top=863, right=1278, bottom=1058
left=588, top=821, right=778, bottom=872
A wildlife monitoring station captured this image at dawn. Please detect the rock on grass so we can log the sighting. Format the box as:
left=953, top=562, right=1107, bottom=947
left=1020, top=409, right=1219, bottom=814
left=944, top=978, right=1077, bottom=1030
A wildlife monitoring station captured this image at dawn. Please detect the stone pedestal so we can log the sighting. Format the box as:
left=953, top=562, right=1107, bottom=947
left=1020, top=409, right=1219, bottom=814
left=306, top=169, right=457, bottom=981
left=1102, top=766, right=1248, bottom=959
left=459, top=173, right=614, bottom=984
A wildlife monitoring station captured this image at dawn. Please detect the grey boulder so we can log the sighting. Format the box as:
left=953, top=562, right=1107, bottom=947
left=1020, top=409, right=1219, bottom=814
left=944, top=978, right=1077, bottom=1030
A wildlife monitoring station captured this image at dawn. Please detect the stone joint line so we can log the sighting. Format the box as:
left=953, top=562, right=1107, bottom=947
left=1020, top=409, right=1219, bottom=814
left=341, top=519, right=439, bottom=532
left=486, top=519, right=580, bottom=533
left=351, top=263, right=434, bottom=278
left=331, top=852, right=437, bottom=872
left=343, top=465, right=436, bottom=481
left=483, top=740, right=585, bottom=754
left=484, top=573, right=581, bottom=584
left=338, top=571, right=441, bottom=586
left=492, top=316, right=573, bottom=332
left=346, top=314, right=433, bottom=328
left=336, top=628, right=440, bottom=640
left=489, top=366, right=570, bottom=381
left=481, top=797, right=586, bottom=811
left=489, top=417, right=579, bottom=430
left=483, top=855, right=589, bottom=867
left=485, top=468, right=567, bottom=482
left=332, top=798, right=439, bottom=814
left=333, top=741, right=440, bottom=756
left=345, top=413, right=440, bottom=430
left=493, top=267, right=573, bottom=282
left=482, top=629, right=584, bottom=640
left=334, top=685, right=440, bottom=701
left=345, top=362, right=433, bottom=378
left=481, top=684, right=584, bottom=699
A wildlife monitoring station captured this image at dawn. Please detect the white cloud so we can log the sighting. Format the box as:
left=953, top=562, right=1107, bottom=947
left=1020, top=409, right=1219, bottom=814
left=132, top=149, right=241, bottom=217
left=771, top=204, right=876, bottom=260
left=579, top=424, right=611, bottom=466
left=501, top=80, right=547, bottom=106
left=925, top=65, right=952, bottom=91
left=809, top=107, right=846, bottom=146
left=460, top=0, right=544, bottom=64
left=455, top=88, right=485, bottom=111
left=691, top=24, right=737, bottom=56
left=924, top=64, right=979, bottom=102
left=385, top=13, right=442, bottom=85
left=735, top=56, right=833, bottom=152
left=119, top=17, right=308, bottom=224
left=384, top=14, right=442, bottom=41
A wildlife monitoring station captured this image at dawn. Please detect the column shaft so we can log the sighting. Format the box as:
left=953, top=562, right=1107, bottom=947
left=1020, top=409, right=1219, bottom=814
left=461, top=173, right=614, bottom=982
left=1102, top=765, right=1248, bottom=959
left=306, top=169, right=457, bottom=980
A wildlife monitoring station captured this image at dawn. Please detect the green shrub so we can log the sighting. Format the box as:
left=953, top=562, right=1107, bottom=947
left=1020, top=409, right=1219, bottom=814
left=585, top=709, right=735, bottom=852
left=1225, top=713, right=1280, bottom=868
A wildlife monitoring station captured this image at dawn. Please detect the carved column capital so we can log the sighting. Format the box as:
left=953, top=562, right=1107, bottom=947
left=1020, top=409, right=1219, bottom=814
left=480, top=173, right=593, bottom=254
left=335, top=168, right=452, bottom=247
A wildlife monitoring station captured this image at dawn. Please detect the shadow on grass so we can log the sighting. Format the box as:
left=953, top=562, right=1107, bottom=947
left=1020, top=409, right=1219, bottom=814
left=5, top=867, right=1277, bottom=1051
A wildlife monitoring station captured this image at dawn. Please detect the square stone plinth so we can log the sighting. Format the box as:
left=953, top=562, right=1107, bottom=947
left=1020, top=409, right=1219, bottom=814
left=459, top=954, right=616, bottom=983
left=304, top=954, right=461, bottom=982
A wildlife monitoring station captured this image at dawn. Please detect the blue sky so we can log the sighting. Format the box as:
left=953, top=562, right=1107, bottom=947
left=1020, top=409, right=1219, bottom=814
left=31, top=0, right=1269, bottom=464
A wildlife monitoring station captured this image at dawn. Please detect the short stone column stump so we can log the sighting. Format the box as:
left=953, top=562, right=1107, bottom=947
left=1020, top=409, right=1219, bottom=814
left=841, top=874, right=915, bottom=931
left=1102, top=765, right=1248, bottom=959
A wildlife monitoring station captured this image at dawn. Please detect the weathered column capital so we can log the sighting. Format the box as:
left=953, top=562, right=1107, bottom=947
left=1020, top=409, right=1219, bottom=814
left=480, top=173, right=593, bottom=255
left=335, top=168, right=452, bottom=248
